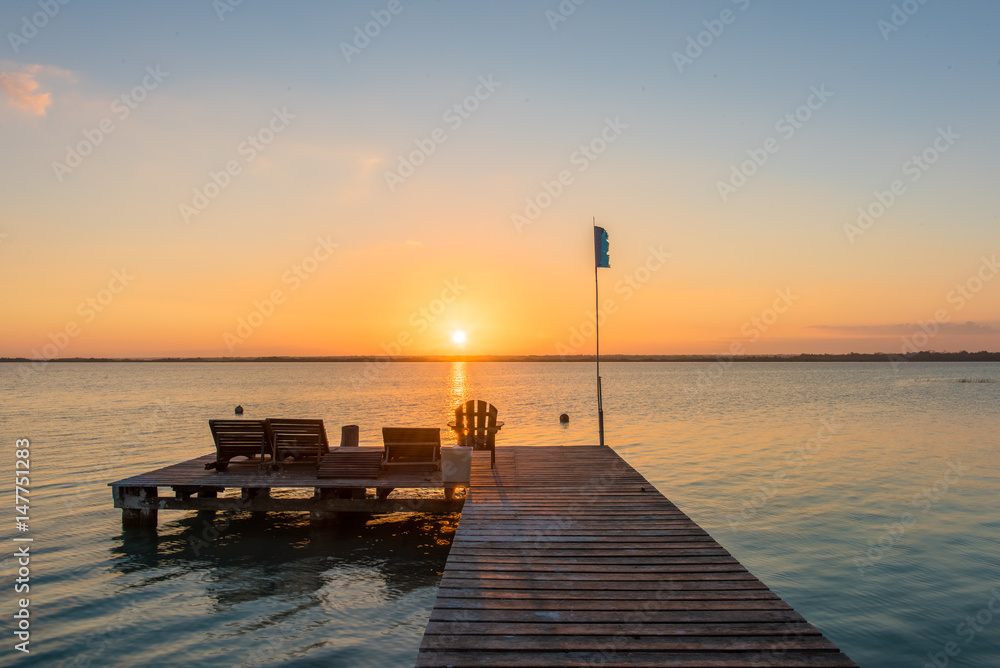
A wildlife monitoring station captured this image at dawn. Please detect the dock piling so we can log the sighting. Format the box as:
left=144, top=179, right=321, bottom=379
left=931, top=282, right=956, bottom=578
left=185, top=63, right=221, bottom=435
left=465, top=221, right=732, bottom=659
left=120, top=486, right=158, bottom=528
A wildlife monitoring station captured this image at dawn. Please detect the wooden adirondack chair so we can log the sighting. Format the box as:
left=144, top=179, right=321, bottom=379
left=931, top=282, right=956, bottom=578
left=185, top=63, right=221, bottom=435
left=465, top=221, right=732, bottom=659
left=205, top=419, right=269, bottom=471
left=448, top=400, right=503, bottom=469
left=265, top=418, right=330, bottom=468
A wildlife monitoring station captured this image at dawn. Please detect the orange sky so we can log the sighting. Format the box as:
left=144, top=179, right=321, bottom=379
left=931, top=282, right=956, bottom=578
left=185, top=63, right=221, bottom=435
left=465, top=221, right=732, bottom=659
left=2, top=3, right=998, bottom=358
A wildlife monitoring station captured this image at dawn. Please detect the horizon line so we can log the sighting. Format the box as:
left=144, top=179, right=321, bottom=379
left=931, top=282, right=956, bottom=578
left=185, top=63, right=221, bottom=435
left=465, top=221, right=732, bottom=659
left=2, top=351, right=999, bottom=363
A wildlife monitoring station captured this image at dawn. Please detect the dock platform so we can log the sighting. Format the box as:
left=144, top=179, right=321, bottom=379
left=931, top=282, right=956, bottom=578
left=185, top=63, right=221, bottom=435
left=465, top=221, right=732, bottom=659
left=109, top=448, right=464, bottom=524
left=416, top=445, right=856, bottom=667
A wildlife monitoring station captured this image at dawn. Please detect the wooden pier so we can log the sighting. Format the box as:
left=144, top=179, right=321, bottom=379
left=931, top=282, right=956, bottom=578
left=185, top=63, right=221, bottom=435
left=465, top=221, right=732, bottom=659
left=109, top=449, right=464, bottom=526
left=111, top=443, right=856, bottom=665
left=416, top=445, right=856, bottom=667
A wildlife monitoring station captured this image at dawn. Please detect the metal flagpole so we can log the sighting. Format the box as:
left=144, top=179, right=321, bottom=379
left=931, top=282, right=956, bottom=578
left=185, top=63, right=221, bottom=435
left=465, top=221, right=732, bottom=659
left=595, top=218, right=605, bottom=447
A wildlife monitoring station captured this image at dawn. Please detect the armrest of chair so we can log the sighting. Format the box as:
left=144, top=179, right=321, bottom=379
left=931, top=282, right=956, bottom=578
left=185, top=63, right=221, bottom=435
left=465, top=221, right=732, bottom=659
left=448, top=421, right=503, bottom=431
left=480, top=422, right=504, bottom=435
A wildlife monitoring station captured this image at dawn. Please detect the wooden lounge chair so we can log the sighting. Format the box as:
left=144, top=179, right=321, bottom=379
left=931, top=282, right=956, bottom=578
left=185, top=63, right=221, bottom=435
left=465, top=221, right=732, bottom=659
left=317, top=448, right=384, bottom=479
left=381, top=427, right=441, bottom=471
left=205, top=419, right=269, bottom=472
left=265, top=418, right=329, bottom=468
left=448, top=400, right=504, bottom=469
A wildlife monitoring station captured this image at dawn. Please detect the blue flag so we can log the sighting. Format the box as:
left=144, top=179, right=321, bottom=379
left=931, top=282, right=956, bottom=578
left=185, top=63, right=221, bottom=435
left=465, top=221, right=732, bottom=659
left=594, top=226, right=610, bottom=268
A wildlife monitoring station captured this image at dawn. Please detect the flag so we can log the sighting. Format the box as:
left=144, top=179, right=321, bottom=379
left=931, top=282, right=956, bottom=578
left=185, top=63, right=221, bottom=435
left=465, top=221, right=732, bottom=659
left=594, top=226, right=610, bottom=268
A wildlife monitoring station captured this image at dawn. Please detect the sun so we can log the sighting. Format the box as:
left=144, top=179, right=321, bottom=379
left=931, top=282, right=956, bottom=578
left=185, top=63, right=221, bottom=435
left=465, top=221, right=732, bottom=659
left=452, top=330, right=467, bottom=345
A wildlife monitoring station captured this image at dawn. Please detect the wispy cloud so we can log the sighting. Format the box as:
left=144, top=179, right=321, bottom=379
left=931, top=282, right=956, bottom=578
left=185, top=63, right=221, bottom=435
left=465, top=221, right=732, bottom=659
left=0, top=63, right=73, bottom=116
left=810, top=322, right=998, bottom=336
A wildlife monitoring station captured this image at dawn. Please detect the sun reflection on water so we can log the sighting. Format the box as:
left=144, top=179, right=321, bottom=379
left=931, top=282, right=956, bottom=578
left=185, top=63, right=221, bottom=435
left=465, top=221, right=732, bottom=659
left=448, top=361, right=467, bottom=411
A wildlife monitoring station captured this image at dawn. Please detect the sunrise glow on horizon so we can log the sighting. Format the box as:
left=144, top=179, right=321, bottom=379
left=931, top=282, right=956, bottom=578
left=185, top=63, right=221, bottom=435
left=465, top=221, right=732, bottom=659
left=2, top=1, right=999, bottom=359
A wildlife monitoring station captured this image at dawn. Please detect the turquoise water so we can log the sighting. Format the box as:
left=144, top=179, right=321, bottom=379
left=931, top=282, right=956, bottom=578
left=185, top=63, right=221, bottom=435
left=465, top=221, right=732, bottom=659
left=1, top=361, right=998, bottom=666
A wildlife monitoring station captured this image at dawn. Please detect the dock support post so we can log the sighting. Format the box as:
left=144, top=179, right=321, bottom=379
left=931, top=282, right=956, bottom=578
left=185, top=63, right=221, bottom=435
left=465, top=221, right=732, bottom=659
left=196, top=487, right=222, bottom=517
left=121, top=486, right=158, bottom=528
left=311, top=488, right=339, bottom=527
left=242, top=487, right=270, bottom=518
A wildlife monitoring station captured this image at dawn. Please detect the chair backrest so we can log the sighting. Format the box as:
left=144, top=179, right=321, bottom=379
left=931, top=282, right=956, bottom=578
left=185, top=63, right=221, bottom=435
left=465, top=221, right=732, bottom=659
left=265, top=418, right=329, bottom=459
left=453, top=400, right=499, bottom=447
left=209, top=419, right=267, bottom=450
left=382, top=427, right=441, bottom=463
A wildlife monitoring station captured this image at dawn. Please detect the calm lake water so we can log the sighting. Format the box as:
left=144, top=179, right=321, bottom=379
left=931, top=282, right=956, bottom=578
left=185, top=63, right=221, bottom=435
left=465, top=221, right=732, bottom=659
left=2, top=361, right=998, bottom=667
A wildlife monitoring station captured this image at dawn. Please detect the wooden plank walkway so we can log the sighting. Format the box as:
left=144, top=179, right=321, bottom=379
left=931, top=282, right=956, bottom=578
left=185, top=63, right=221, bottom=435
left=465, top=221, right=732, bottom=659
left=416, top=445, right=856, bottom=667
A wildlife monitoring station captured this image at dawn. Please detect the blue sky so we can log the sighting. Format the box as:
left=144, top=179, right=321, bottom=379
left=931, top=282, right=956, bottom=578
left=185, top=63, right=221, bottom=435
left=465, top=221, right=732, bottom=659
left=2, top=1, right=998, bottom=356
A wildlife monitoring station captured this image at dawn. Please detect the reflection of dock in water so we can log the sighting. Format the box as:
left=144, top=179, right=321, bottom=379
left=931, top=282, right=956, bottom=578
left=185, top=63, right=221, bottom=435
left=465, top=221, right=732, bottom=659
left=112, top=512, right=458, bottom=611
left=416, top=446, right=857, bottom=667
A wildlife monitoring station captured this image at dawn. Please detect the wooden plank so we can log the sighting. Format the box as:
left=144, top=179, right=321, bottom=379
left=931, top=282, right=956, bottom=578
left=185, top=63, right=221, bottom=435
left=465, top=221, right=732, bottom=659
left=433, top=589, right=784, bottom=601
left=415, top=650, right=857, bottom=667
left=440, top=572, right=759, bottom=583
left=429, top=610, right=807, bottom=624
left=430, top=598, right=795, bottom=611
left=316, top=448, right=383, bottom=479
left=436, top=582, right=769, bottom=593
left=441, top=564, right=750, bottom=574
left=443, top=556, right=742, bottom=565
left=420, top=633, right=835, bottom=650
